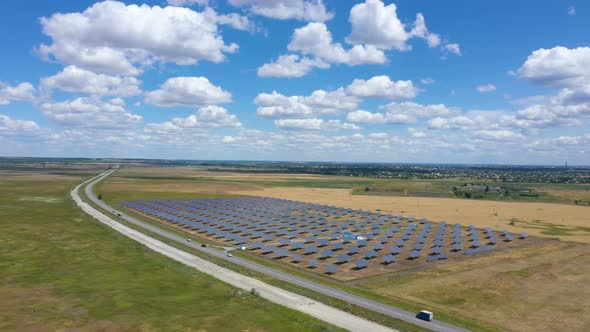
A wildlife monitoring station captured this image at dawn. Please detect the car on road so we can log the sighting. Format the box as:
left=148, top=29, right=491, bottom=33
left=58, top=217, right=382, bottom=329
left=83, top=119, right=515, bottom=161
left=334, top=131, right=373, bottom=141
left=226, top=253, right=233, bottom=257
left=186, top=238, right=191, bottom=242
left=416, top=310, right=433, bottom=321
left=201, top=244, right=207, bottom=248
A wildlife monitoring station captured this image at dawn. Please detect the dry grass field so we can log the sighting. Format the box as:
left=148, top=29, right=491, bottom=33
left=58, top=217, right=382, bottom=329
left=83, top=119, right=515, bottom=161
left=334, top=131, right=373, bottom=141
left=358, top=241, right=590, bottom=332
left=233, top=187, right=590, bottom=244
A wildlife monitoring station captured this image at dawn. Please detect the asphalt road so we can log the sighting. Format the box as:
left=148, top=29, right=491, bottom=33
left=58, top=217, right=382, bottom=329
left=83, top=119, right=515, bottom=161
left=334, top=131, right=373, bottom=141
left=80, top=167, right=471, bottom=332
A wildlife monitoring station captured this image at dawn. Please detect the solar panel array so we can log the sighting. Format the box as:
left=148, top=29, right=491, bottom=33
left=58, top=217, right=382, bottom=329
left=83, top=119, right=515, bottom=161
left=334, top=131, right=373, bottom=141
left=123, top=196, right=529, bottom=275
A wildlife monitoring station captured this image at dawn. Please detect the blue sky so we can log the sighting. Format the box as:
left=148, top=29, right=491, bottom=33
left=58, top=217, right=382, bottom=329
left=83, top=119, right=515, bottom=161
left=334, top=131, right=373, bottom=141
left=1, top=0, right=589, bottom=164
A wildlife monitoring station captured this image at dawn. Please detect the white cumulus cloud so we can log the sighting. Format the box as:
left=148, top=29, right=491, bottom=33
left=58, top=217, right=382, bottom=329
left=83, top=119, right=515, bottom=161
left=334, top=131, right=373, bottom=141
left=274, top=118, right=359, bottom=131
left=345, top=76, right=418, bottom=99
left=148, top=105, right=241, bottom=132
left=41, top=66, right=142, bottom=97
left=255, top=88, right=360, bottom=118
left=517, top=46, right=590, bottom=89
left=146, top=76, right=231, bottom=107
left=257, top=54, right=328, bottom=78
left=347, top=0, right=444, bottom=51
left=38, top=1, right=245, bottom=75
left=40, top=97, right=143, bottom=129
left=0, top=82, right=36, bottom=105
left=228, top=0, right=333, bottom=22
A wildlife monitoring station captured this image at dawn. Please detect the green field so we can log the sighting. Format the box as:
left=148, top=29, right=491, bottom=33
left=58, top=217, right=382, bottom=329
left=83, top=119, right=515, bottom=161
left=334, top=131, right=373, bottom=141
left=0, top=171, right=343, bottom=331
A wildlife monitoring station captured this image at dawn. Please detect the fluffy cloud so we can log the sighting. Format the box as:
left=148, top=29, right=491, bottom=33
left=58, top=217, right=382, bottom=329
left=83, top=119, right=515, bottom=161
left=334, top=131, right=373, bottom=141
left=255, top=88, right=360, bottom=118
left=347, top=0, right=443, bottom=50
left=38, top=1, right=244, bottom=75
left=145, top=76, right=231, bottom=107
left=215, top=12, right=257, bottom=32
left=288, top=22, right=386, bottom=65
left=442, top=43, right=462, bottom=56
left=40, top=97, right=143, bottom=129
left=346, top=110, right=386, bottom=123
left=41, top=66, right=142, bottom=97
left=345, top=76, right=418, bottom=99
left=427, top=115, right=479, bottom=130
left=510, top=47, right=590, bottom=129
left=259, top=22, right=386, bottom=78
left=167, top=0, right=209, bottom=6
left=347, top=102, right=457, bottom=124
left=259, top=1, right=458, bottom=77
left=517, top=46, right=590, bottom=89
left=228, top=0, right=333, bottom=22
left=148, top=105, right=241, bottom=132
left=476, top=84, right=497, bottom=93
left=382, top=102, right=458, bottom=117
left=274, top=118, right=359, bottom=131
left=473, top=129, right=525, bottom=142
left=0, top=82, right=36, bottom=105
left=0, top=115, right=43, bottom=137
left=257, top=54, right=328, bottom=78
left=408, top=128, right=427, bottom=138
left=256, top=75, right=418, bottom=119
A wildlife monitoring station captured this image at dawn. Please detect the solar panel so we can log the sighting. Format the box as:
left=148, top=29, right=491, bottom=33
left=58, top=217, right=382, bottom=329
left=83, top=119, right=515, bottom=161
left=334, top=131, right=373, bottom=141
left=383, top=254, right=396, bottom=264
left=327, top=264, right=337, bottom=274
left=409, top=250, right=421, bottom=259
left=432, top=246, right=442, bottom=254
left=342, top=236, right=353, bottom=243
left=427, top=254, right=448, bottom=262
left=308, top=259, right=318, bottom=268
left=453, top=243, right=462, bottom=251
left=373, top=243, right=384, bottom=251
left=262, top=245, right=276, bottom=254
left=413, top=243, right=423, bottom=250
left=365, top=250, right=377, bottom=259
left=320, top=250, right=333, bottom=258
left=355, top=259, right=369, bottom=269
left=519, top=232, right=528, bottom=239
left=292, top=254, right=303, bottom=262
left=463, top=245, right=496, bottom=255
left=291, top=242, right=304, bottom=250
left=396, top=239, right=406, bottom=247
left=318, top=239, right=330, bottom=247
left=347, top=246, right=360, bottom=254
left=332, top=242, right=344, bottom=250
left=275, top=249, right=290, bottom=258
left=337, top=254, right=350, bottom=263
left=357, top=239, right=368, bottom=247
left=305, top=246, right=318, bottom=254
left=279, top=238, right=291, bottom=246
left=390, top=246, right=402, bottom=254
